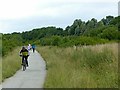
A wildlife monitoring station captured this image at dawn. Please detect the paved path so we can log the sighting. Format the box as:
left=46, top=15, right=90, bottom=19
left=1, top=50, right=46, bottom=88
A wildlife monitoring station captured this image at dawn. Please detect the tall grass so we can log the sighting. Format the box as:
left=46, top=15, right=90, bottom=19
left=2, top=47, right=21, bottom=82
left=0, top=34, right=2, bottom=83
left=37, top=43, right=118, bottom=88
left=0, top=58, right=1, bottom=83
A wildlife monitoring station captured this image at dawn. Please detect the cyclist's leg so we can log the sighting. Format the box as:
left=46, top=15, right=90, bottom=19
left=25, top=56, right=29, bottom=67
left=22, top=56, right=24, bottom=65
left=33, top=48, right=34, bottom=52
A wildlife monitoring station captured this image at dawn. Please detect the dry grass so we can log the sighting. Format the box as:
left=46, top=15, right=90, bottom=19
left=0, top=36, right=2, bottom=83
left=2, top=47, right=21, bottom=82
left=37, top=43, right=118, bottom=88
left=0, top=57, right=2, bottom=83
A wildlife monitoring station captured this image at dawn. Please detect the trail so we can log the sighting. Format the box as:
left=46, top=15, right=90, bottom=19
left=1, top=50, right=46, bottom=88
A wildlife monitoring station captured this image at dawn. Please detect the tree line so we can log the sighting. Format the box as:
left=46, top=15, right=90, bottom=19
left=2, top=16, right=120, bottom=56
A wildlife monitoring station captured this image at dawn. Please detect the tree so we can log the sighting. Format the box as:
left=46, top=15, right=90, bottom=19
left=80, top=22, right=86, bottom=34
left=106, top=16, right=114, bottom=25
left=75, top=26, right=81, bottom=35
left=96, top=21, right=104, bottom=28
left=86, top=20, right=95, bottom=30
left=102, top=16, right=114, bottom=25
left=91, top=18, right=97, bottom=27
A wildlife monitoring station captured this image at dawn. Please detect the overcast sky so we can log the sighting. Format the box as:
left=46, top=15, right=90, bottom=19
left=0, top=0, right=119, bottom=34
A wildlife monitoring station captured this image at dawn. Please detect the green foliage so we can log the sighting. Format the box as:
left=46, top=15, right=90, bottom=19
left=21, top=27, right=64, bottom=41
left=40, top=36, right=109, bottom=47
left=98, top=26, right=118, bottom=40
left=84, top=25, right=119, bottom=40
left=51, top=36, right=61, bottom=46
left=2, top=33, right=23, bottom=56
left=2, top=16, right=119, bottom=56
left=65, top=16, right=119, bottom=40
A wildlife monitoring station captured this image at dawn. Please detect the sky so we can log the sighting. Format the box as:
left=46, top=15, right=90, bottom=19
left=0, top=0, right=119, bottom=34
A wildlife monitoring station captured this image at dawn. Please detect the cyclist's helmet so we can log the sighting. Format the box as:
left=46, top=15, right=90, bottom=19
left=22, top=46, right=26, bottom=50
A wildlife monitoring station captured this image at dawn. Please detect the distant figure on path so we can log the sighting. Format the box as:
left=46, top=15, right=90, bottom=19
left=32, top=44, right=36, bottom=53
left=27, top=44, right=31, bottom=51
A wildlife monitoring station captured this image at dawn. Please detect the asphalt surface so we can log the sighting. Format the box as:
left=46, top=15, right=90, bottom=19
left=1, top=50, right=46, bottom=88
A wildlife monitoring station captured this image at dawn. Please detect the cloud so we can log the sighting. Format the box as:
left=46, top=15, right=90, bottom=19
left=0, top=0, right=118, bottom=33
left=0, top=0, right=41, bottom=19
left=0, top=0, right=118, bottom=19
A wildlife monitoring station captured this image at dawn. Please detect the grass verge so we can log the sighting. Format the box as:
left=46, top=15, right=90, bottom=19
left=2, top=47, right=21, bottom=82
left=0, top=57, right=1, bottom=83
left=37, top=43, right=118, bottom=88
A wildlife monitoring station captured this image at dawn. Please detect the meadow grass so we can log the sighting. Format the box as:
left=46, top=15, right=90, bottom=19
left=0, top=58, right=1, bottom=83
left=37, top=43, right=118, bottom=88
left=2, top=47, right=21, bottom=82
left=0, top=35, right=2, bottom=83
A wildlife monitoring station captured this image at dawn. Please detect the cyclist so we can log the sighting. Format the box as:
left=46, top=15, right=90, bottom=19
left=19, top=46, right=29, bottom=67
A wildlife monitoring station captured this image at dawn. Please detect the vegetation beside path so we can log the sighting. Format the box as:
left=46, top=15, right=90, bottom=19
left=37, top=43, right=118, bottom=88
left=1, top=15, right=119, bottom=87
left=2, top=47, right=21, bottom=82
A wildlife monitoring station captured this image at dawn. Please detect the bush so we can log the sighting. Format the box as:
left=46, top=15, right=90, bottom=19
left=39, top=36, right=109, bottom=47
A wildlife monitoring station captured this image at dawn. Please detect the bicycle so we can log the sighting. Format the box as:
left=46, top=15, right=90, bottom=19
left=20, top=55, right=27, bottom=71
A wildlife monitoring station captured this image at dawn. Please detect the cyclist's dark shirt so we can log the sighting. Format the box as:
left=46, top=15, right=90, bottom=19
left=20, top=49, right=28, bottom=56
